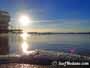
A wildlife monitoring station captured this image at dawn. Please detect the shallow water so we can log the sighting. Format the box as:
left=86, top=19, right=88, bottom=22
left=0, top=63, right=83, bottom=68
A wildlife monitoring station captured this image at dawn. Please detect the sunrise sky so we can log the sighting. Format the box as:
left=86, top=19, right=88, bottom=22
left=0, top=0, right=90, bottom=32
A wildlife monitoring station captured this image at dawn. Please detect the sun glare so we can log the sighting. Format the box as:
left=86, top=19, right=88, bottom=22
left=20, top=32, right=29, bottom=40
left=21, top=41, right=28, bottom=54
left=21, top=40, right=36, bottom=55
left=20, top=32, right=35, bottom=55
left=18, top=14, right=32, bottom=26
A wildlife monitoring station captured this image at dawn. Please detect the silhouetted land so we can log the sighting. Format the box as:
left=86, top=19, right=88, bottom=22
left=3, top=29, right=89, bottom=34
left=8, top=30, right=90, bottom=34
left=0, top=29, right=22, bottom=33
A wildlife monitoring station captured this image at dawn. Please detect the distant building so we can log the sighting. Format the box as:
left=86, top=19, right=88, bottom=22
left=0, top=10, right=10, bottom=55
left=0, top=10, right=10, bottom=32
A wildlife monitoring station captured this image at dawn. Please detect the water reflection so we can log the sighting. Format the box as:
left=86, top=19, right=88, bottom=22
left=20, top=32, right=29, bottom=55
left=21, top=41, right=29, bottom=54
left=0, top=34, right=9, bottom=55
left=20, top=32, right=35, bottom=55
left=20, top=32, right=29, bottom=40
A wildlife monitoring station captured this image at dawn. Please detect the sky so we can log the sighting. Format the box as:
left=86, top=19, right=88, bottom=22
left=0, top=0, right=90, bottom=32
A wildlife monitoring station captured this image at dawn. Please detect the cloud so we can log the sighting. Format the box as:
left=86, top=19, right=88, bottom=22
left=31, top=19, right=90, bottom=27
left=32, top=19, right=89, bottom=24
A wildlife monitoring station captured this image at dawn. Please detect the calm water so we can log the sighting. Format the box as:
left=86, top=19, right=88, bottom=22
left=8, top=33, right=90, bottom=56
left=0, top=33, right=90, bottom=56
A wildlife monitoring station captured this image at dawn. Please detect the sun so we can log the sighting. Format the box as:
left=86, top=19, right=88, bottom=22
left=18, top=14, right=32, bottom=26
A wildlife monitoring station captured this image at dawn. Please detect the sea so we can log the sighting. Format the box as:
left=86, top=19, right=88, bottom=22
left=8, top=33, right=90, bottom=56
left=0, top=33, right=90, bottom=68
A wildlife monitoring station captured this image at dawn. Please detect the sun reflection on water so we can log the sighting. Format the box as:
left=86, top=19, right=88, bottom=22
left=20, top=32, right=35, bottom=55
left=20, top=32, right=29, bottom=40
left=21, top=41, right=36, bottom=55
left=21, top=41, right=29, bottom=54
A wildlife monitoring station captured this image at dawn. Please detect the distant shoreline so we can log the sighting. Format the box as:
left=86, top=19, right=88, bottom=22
left=0, top=29, right=90, bottom=34
left=27, top=32, right=90, bottom=35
